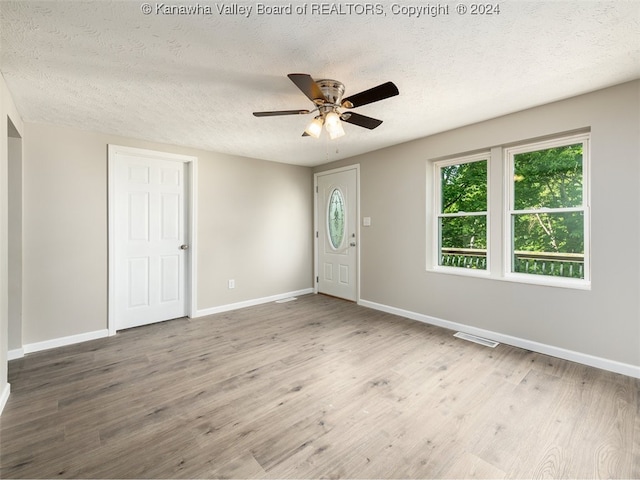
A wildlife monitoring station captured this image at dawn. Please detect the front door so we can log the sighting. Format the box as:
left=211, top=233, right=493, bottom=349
left=316, top=167, right=358, bottom=301
left=110, top=147, right=190, bottom=330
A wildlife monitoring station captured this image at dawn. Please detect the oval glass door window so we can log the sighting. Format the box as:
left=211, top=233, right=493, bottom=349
left=328, top=188, right=345, bottom=249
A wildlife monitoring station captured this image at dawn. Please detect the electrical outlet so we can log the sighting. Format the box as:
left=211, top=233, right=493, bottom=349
left=228, top=279, right=235, bottom=289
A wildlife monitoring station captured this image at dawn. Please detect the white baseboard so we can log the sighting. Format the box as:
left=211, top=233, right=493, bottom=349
left=0, top=382, right=10, bottom=416
left=195, top=288, right=315, bottom=318
left=11, top=289, right=314, bottom=359
left=359, top=299, right=640, bottom=379
left=22, top=329, right=109, bottom=355
left=7, top=348, right=24, bottom=361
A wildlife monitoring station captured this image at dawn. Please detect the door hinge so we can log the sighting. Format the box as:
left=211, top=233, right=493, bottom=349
left=315, top=185, right=318, bottom=193
left=316, top=276, right=319, bottom=283
left=316, top=231, right=318, bottom=238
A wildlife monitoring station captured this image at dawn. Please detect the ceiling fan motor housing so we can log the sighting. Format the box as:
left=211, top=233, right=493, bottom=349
left=316, top=79, right=346, bottom=112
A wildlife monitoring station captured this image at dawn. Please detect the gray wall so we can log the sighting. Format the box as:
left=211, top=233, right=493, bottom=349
left=316, top=80, right=640, bottom=367
left=21, top=123, right=313, bottom=344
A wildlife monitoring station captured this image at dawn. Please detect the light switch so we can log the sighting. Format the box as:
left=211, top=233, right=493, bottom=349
left=363, top=217, right=371, bottom=227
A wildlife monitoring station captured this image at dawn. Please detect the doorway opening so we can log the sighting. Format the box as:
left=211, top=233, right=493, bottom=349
left=7, top=118, right=22, bottom=357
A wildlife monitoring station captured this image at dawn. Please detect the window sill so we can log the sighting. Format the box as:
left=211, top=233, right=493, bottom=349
left=500, top=272, right=591, bottom=290
left=427, top=266, right=591, bottom=290
left=427, top=266, right=491, bottom=279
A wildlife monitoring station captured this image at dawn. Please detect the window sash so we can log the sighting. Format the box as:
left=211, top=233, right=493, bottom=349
left=434, top=153, right=490, bottom=272
left=508, top=206, right=584, bottom=215
left=505, top=134, right=589, bottom=282
left=438, top=211, right=487, bottom=218
left=438, top=214, right=488, bottom=270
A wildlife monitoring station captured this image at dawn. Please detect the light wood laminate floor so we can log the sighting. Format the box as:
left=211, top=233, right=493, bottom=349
left=1, top=294, right=639, bottom=478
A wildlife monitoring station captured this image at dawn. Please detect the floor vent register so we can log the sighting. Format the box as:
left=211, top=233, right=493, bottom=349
left=454, top=331, right=499, bottom=348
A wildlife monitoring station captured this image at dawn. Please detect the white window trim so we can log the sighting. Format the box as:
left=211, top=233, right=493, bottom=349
left=503, top=133, right=591, bottom=289
left=431, top=152, right=491, bottom=276
left=427, top=132, right=591, bottom=290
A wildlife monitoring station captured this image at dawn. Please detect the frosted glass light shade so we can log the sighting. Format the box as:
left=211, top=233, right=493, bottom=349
left=324, top=112, right=345, bottom=139
left=305, top=117, right=323, bottom=138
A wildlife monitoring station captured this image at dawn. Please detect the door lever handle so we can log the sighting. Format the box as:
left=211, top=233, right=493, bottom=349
left=350, top=242, right=356, bottom=247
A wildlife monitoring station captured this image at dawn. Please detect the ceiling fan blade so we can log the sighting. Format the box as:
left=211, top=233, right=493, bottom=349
left=288, top=74, right=326, bottom=102
left=341, top=81, right=399, bottom=108
left=253, top=109, right=310, bottom=117
left=341, top=112, right=383, bottom=130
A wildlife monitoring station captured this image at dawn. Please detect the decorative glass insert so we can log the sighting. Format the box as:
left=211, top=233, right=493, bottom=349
left=328, top=188, right=345, bottom=249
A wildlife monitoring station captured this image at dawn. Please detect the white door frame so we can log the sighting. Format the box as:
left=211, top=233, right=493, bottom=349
left=314, top=164, right=360, bottom=302
left=107, top=145, right=198, bottom=335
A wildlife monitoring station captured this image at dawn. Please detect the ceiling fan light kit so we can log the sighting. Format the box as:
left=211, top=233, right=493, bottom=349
left=254, top=73, right=399, bottom=139
left=324, top=111, right=345, bottom=139
left=305, top=116, right=324, bottom=138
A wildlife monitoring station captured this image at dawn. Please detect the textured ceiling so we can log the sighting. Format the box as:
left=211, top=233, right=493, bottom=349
left=1, top=1, right=638, bottom=166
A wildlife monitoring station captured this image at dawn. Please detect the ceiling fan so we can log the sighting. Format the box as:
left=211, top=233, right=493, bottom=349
left=253, top=73, right=399, bottom=139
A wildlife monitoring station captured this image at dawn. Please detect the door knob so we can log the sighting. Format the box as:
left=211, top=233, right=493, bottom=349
left=180, top=244, right=189, bottom=250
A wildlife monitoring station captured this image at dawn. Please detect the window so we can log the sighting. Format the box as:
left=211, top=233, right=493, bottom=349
left=434, top=154, right=489, bottom=271
left=506, top=134, right=589, bottom=283
left=429, top=132, right=590, bottom=289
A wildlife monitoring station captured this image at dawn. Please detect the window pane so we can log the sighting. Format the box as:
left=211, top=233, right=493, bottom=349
left=513, top=144, right=583, bottom=210
left=441, top=160, right=487, bottom=214
left=512, top=211, right=584, bottom=278
left=328, top=188, right=345, bottom=249
left=439, top=215, right=487, bottom=269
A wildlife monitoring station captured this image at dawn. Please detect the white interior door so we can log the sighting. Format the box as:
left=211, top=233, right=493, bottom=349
left=317, top=167, right=358, bottom=301
left=111, top=149, right=189, bottom=330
